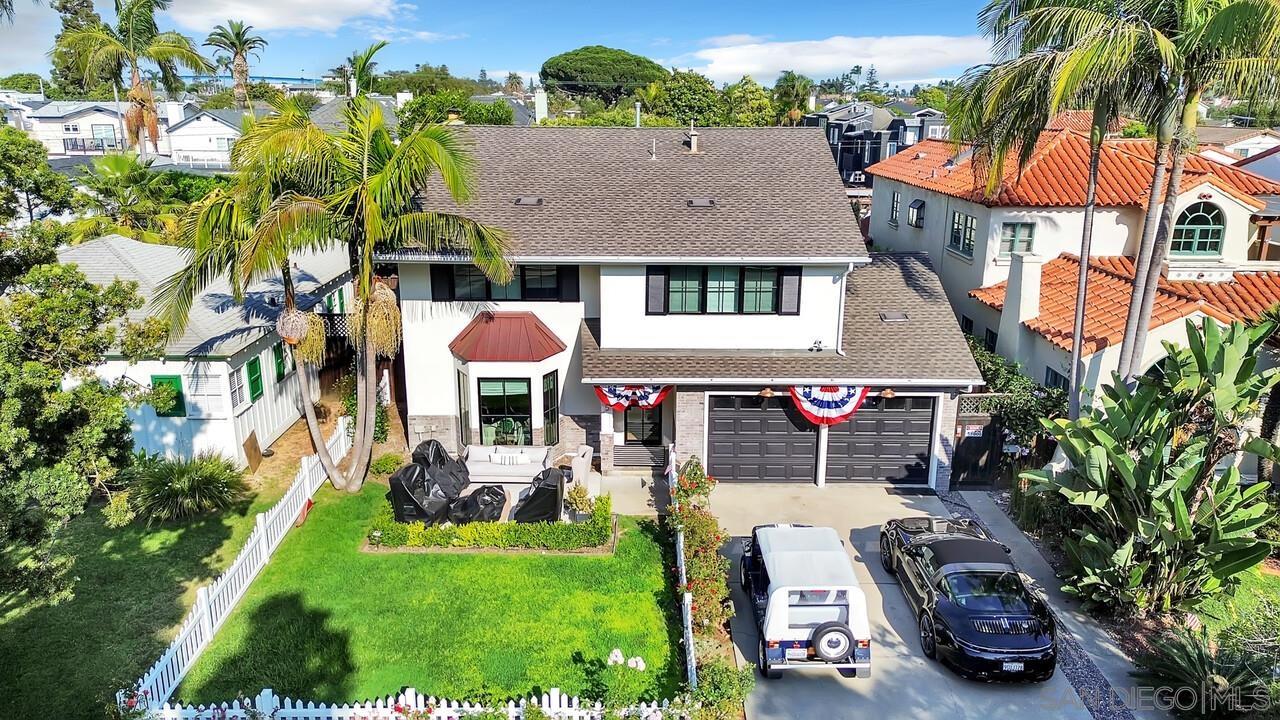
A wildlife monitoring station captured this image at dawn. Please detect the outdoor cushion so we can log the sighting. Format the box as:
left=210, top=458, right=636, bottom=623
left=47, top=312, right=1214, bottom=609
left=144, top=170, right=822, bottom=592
left=494, top=453, right=522, bottom=466
left=468, top=450, right=491, bottom=463
left=468, top=461, right=537, bottom=478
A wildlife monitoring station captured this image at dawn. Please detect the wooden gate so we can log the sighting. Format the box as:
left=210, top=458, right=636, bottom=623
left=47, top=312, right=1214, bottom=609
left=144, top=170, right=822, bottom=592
left=951, top=393, right=1007, bottom=487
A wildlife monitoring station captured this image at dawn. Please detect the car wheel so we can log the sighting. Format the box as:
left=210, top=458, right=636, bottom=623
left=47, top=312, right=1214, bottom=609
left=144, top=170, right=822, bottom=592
left=739, top=558, right=749, bottom=590
left=919, top=614, right=937, bottom=659
left=758, top=639, right=781, bottom=679
left=811, top=622, right=855, bottom=662
left=879, top=533, right=893, bottom=574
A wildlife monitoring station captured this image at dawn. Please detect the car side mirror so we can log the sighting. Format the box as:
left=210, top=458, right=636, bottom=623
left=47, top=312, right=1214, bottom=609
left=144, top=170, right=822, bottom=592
left=1001, top=544, right=1012, bottom=554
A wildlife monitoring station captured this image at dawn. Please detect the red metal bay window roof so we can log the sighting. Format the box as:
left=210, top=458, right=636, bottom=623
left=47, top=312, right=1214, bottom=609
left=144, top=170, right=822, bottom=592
left=448, top=311, right=566, bottom=362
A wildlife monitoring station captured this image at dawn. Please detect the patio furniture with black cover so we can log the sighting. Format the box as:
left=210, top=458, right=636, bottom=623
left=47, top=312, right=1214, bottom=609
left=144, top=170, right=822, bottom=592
left=448, top=485, right=507, bottom=524
left=387, top=463, right=450, bottom=525
left=411, top=439, right=470, bottom=500
left=512, top=468, right=566, bottom=523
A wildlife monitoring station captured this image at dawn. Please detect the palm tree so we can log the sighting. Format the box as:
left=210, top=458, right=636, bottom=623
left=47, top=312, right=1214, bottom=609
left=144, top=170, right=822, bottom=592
left=772, top=70, right=814, bottom=122
left=633, top=81, right=665, bottom=112
left=348, top=41, right=386, bottom=96
left=204, top=20, right=267, bottom=110
left=1118, top=0, right=1280, bottom=380
left=224, top=97, right=511, bottom=489
left=57, top=0, right=211, bottom=156
left=68, top=152, right=182, bottom=243
left=156, top=174, right=347, bottom=488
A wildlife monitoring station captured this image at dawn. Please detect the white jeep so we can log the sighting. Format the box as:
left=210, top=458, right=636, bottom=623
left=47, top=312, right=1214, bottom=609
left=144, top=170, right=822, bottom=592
left=740, top=524, right=873, bottom=679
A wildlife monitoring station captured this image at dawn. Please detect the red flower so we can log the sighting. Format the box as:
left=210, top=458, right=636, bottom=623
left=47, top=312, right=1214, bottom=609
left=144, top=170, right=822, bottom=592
left=394, top=704, right=404, bottom=714
left=125, top=698, right=137, bottom=709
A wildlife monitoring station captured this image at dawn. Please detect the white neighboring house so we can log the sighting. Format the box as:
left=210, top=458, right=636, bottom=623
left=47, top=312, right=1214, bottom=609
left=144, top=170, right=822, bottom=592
left=380, top=126, right=982, bottom=492
left=22, top=100, right=197, bottom=157
left=166, top=108, right=265, bottom=168
left=1196, top=126, right=1280, bottom=163
left=59, top=234, right=351, bottom=467
left=865, top=122, right=1280, bottom=405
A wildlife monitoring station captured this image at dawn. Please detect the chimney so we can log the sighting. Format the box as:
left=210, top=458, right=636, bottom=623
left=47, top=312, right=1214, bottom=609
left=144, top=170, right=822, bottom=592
left=348, top=77, right=358, bottom=97
left=688, top=128, right=699, bottom=153
left=395, top=91, right=413, bottom=108
left=807, top=93, right=817, bottom=112
left=995, top=252, right=1044, bottom=362
left=534, top=88, right=548, bottom=124
left=163, top=101, right=185, bottom=125
left=445, top=107, right=464, bottom=124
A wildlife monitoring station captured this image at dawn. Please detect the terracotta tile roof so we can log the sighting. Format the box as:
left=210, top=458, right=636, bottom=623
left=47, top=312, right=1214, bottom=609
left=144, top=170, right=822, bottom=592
left=1044, top=110, right=1137, bottom=134
left=867, top=129, right=1280, bottom=210
left=448, top=311, right=566, bottom=362
left=969, top=254, right=1238, bottom=355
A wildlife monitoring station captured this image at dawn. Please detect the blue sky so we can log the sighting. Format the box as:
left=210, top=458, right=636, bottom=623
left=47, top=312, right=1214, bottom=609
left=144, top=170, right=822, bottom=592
left=1, top=0, right=994, bottom=89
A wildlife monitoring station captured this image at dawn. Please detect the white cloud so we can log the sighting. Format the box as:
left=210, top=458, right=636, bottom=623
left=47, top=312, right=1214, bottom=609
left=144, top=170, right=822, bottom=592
left=700, top=34, right=770, bottom=48
left=665, top=34, right=992, bottom=85
left=0, top=4, right=59, bottom=74
left=166, top=0, right=396, bottom=33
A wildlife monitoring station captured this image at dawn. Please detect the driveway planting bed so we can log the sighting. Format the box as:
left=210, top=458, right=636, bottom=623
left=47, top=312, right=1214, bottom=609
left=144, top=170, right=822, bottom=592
left=175, top=484, right=682, bottom=705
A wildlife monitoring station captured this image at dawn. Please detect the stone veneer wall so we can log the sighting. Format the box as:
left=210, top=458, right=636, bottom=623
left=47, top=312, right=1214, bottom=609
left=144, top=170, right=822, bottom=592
left=405, top=415, right=459, bottom=455
left=561, top=414, right=603, bottom=468
left=673, top=388, right=706, bottom=464
left=932, top=391, right=960, bottom=494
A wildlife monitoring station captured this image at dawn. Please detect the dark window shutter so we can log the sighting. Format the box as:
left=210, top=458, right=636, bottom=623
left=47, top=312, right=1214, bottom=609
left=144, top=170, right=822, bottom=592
left=778, top=266, right=802, bottom=315
left=645, top=266, right=668, bottom=315
left=557, top=265, right=580, bottom=302
left=430, top=265, right=454, bottom=301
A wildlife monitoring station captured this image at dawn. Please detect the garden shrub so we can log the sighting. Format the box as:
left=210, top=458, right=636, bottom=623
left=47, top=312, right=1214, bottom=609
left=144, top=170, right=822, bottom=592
left=371, top=453, right=404, bottom=475
left=102, top=491, right=135, bottom=528
left=967, top=335, right=1067, bottom=450
left=337, top=372, right=389, bottom=443
left=690, top=658, right=755, bottom=720
left=670, top=456, right=734, bottom=634
left=1132, top=627, right=1273, bottom=719
left=126, top=452, right=246, bottom=523
left=370, top=494, right=613, bottom=550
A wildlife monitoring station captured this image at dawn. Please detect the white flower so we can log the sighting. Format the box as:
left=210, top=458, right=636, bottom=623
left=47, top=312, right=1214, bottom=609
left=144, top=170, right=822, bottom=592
left=608, top=648, right=625, bottom=665
left=627, top=656, right=646, bottom=671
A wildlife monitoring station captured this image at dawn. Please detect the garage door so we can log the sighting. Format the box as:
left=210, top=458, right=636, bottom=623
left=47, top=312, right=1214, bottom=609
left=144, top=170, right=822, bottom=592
left=825, top=395, right=935, bottom=483
left=707, top=395, right=816, bottom=482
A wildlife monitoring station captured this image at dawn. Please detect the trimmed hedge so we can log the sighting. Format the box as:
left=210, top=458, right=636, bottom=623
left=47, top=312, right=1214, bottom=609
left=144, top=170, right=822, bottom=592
left=369, top=494, right=613, bottom=551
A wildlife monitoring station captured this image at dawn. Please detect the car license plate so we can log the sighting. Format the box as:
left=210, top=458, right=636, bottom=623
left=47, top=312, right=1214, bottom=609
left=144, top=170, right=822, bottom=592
left=786, top=648, right=808, bottom=660
left=1002, top=662, right=1025, bottom=672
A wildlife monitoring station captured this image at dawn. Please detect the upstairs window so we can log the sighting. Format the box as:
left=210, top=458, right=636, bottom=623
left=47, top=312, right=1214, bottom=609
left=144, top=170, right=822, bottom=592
left=907, top=199, right=925, bottom=228
left=63, top=123, right=79, bottom=134
left=949, top=211, right=977, bottom=257
left=706, top=267, right=739, bottom=313
left=889, top=191, right=901, bottom=225
left=742, top=267, right=778, bottom=313
left=431, top=264, right=579, bottom=302
left=646, top=266, right=800, bottom=316
left=1171, top=202, right=1224, bottom=255
left=667, top=266, right=702, bottom=313
left=1000, top=222, right=1035, bottom=255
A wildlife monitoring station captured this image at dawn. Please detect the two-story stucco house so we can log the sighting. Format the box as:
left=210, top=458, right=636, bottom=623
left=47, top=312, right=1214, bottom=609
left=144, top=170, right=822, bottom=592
left=866, top=124, right=1280, bottom=402
left=381, top=126, right=982, bottom=491
left=165, top=108, right=267, bottom=168
left=61, top=235, right=352, bottom=467
left=22, top=100, right=196, bottom=156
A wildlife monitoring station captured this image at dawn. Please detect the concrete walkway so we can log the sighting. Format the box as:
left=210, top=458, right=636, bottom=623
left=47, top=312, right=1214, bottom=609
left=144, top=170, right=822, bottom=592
left=710, top=484, right=1095, bottom=720
left=958, top=492, right=1168, bottom=720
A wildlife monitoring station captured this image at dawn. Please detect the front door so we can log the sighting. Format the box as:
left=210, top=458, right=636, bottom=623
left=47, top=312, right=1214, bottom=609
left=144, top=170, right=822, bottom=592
left=624, top=406, right=662, bottom=446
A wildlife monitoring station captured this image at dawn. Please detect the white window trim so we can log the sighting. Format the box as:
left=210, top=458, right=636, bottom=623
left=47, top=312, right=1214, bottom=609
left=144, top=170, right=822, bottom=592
left=229, top=366, right=250, bottom=414
left=63, top=123, right=79, bottom=134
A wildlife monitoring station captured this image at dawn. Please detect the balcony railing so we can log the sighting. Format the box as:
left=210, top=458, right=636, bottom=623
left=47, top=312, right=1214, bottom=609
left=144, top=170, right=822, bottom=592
left=63, top=137, right=119, bottom=154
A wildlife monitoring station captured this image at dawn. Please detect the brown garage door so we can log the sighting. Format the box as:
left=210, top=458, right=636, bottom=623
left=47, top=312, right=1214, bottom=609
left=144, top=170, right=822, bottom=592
left=824, top=395, right=935, bottom=483
left=707, top=395, right=816, bottom=482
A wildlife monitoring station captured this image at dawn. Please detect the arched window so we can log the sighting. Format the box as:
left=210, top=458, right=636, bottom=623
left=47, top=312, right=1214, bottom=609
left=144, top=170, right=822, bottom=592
left=1170, top=202, right=1225, bottom=255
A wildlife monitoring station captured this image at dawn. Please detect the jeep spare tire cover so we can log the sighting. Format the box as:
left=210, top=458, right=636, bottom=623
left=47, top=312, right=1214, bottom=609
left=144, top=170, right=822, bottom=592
left=812, top=622, right=855, bottom=662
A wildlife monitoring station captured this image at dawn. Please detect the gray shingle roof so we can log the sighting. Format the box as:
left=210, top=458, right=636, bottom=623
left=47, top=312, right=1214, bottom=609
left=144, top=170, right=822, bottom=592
left=58, top=235, right=350, bottom=358
left=397, top=126, right=865, bottom=260
left=26, top=100, right=193, bottom=120
left=167, top=107, right=269, bottom=133
left=309, top=95, right=399, bottom=131
left=579, top=252, right=981, bottom=385
left=1196, top=126, right=1279, bottom=146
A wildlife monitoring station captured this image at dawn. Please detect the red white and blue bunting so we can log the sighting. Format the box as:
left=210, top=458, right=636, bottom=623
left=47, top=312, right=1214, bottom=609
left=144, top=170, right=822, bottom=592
left=595, top=385, right=673, bottom=411
left=789, top=385, right=871, bottom=426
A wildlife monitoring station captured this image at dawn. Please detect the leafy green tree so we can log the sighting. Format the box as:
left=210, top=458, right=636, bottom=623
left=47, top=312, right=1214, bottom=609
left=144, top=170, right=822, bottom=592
left=772, top=70, right=814, bottom=124
left=161, top=170, right=230, bottom=203
left=398, top=91, right=514, bottom=130
left=0, top=222, right=167, bottom=593
left=655, top=70, right=723, bottom=126
left=291, top=91, right=322, bottom=112
left=0, top=73, right=46, bottom=92
left=1024, top=320, right=1280, bottom=615
left=69, top=153, right=181, bottom=244
left=540, top=107, right=679, bottom=127
left=0, top=127, right=74, bottom=223
left=915, top=85, right=949, bottom=111
left=50, top=0, right=116, bottom=97
left=225, top=97, right=511, bottom=488
left=204, top=20, right=267, bottom=109
left=375, top=63, right=484, bottom=96
left=722, top=75, right=774, bottom=126
left=201, top=80, right=283, bottom=109
left=965, top=336, right=1067, bottom=448
left=539, top=45, right=668, bottom=104
left=57, top=0, right=212, bottom=156
left=502, top=72, right=523, bottom=95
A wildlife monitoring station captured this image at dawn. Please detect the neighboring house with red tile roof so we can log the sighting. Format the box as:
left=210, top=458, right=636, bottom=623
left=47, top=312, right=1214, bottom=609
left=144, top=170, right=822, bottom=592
left=866, top=126, right=1280, bottom=398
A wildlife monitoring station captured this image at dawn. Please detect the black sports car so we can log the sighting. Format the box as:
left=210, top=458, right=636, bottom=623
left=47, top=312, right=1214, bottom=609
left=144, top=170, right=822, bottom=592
left=879, top=516, right=1056, bottom=682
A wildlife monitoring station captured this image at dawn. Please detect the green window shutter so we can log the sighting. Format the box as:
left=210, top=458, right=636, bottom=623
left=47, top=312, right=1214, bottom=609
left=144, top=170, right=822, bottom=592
left=151, top=375, right=186, bottom=417
left=247, top=357, right=264, bottom=402
left=273, top=343, right=287, bottom=381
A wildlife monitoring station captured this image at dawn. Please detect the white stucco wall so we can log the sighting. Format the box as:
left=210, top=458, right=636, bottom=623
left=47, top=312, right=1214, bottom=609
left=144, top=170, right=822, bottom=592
left=397, top=263, right=597, bottom=422
left=30, top=111, right=175, bottom=156
left=596, top=264, right=847, bottom=350
left=167, top=114, right=240, bottom=165
left=1227, top=135, right=1280, bottom=159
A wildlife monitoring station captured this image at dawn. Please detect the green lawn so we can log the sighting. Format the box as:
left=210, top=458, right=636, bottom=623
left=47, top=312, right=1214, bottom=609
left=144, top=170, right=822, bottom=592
left=1199, top=564, right=1280, bottom=637
left=175, top=485, right=682, bottom=705
left=0, top=477, right=292, bottom=720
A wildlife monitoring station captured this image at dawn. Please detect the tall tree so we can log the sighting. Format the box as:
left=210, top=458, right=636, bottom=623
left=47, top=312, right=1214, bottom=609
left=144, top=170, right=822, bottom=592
left=225, top=97, right=511, bottom=489
left=349, top=41, right=387, bottom=96
left=503, top=71, right=523, bottom=95
left=722, top=75, right=774, bottom=126
left=0, top=126, right=74, bottom=223
left=654, top=70, right=723, bottom=126
left=772, top=70, right=814, bottom=124
left=539, top=45, right=668, bottom=104
left=204, top=20, right=267, bottom=110
left=49, top=0, right=113, bottom=96
left=57, top=0, right=211, bottom=156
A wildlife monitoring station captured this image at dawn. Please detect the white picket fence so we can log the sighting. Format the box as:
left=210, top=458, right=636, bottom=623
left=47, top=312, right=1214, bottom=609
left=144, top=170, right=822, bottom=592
left=126, top=417, right=354, bottom=708
left=667, top=445, right=698, bottom=691
left=144, top=688, right=677, bottom=720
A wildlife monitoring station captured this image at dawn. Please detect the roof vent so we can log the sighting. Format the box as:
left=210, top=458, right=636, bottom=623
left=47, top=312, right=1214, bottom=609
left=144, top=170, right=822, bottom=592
left=514, top=196, right=543, bottom=206
left=687, top=198, right=716, bottom=208
left=915, top=151, right=928, bottom=160
left=878, top=310, right=909, bottom=322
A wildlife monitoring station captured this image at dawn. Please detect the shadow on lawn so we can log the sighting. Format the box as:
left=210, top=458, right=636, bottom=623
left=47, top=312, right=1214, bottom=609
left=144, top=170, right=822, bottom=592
left=641, top=517, right=689, bottom=699
left=180, top=593, right=355, bottom=704
left=0, top=505, right=238, bottom=720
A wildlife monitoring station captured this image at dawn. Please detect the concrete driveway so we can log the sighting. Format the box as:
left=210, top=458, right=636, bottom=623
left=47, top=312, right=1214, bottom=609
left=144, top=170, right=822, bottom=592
left=709, top=484, right=1094, bottom=720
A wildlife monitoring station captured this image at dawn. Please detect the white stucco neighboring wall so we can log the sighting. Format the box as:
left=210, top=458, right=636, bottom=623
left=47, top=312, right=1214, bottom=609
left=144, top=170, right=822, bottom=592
left=167, top=114, right=241, bottom=166
left=397, top=263, right=597, bottom=422
left=1226, top=134, right=1280, bottom=159
left=596, top=263, right=847, bottom=350
left=30, top=111, right=175, bottom=156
